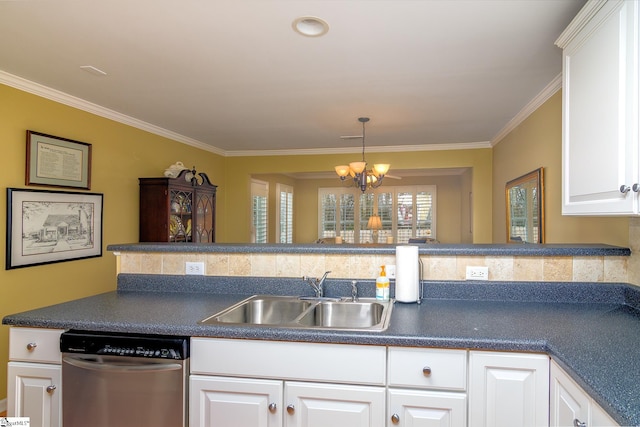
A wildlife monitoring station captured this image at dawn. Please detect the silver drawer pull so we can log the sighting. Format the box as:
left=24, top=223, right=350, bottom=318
left=268, top=403, right=277, bottom=414
left=26, top=342, right=37, bottom=351
left=573, top=419, right=586, bottom=427
left=46, top=385, right=56, bottom=394
left=286, top=404, right=295, bottom=415
left=391, top=413, right=400, bottom=424
left=423, top=366, right=432, bottom=376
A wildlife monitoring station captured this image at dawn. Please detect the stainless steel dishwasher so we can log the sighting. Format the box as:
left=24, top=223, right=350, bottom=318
left=60, top=330, right=189, bottom=427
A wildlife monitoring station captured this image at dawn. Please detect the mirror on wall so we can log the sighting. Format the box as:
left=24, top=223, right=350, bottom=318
left=505, top=167, right=544, bottom=244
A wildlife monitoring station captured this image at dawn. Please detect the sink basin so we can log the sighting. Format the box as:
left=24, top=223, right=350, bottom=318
left=200, top=295, right=392, bottom=331
left=298, top=300, right=387, bottom=328
left=200, top=296, right=314, bottom=325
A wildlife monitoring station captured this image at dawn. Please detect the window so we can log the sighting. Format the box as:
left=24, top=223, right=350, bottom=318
left=276, top=183, right=293, bottom=243
left=251, top=179, right=268, bottom=243
left=318, top=186, right=436, bottom=244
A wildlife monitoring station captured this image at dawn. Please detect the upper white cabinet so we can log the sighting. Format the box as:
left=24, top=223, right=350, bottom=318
left=556, top=0, right=640, bottom=215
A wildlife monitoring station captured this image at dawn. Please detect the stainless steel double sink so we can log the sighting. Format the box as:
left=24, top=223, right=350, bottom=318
left=200, top=295, right=393, bottom=331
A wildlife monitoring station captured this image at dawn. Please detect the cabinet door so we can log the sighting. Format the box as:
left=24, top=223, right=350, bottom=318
left=468, top=351, right=549, bottom=427
left=284, top=381, right=385, bottom=427
left=550, top=361, right=619, bottom=427
left=388, top=388, right=467, bottom=427
left=189, top=375, right=283, bottom=427
left=560, top=0, right=639, bottom=215
left=7, top=361, right=61, bottom=427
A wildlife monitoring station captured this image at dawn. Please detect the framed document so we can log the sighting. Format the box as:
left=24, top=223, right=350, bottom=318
left=26, top=130, right=92, bottom=190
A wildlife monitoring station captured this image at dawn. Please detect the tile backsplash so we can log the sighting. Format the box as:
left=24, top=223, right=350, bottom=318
left=117, top=251, right=629, bottom=284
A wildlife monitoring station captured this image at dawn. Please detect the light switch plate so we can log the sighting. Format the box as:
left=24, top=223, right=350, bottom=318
left=386, top=265, right=396, bottom=279
left=186, top=261, right=205, bottom=275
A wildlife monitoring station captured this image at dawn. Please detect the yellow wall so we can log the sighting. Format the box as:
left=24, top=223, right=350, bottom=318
left=492, top=91, right=629, bottom=246
left=226, top=149, right=494, bottom=243
left=0, top=84, right=225, bottom=402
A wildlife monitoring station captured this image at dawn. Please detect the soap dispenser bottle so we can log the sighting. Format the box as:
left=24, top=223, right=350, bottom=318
left=376, top=265, right=390, bottom=301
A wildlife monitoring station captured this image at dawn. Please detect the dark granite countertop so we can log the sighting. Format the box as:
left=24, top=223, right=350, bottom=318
left=106, top=242, right=631, bottom=257
left=3, top=277, right=639, bottom=426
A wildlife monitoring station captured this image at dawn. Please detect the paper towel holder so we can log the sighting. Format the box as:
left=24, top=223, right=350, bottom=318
left=416, top=258, right=424, bottom=304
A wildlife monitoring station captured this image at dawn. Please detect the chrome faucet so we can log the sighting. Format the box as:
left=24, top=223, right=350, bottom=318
left=302, top=271, right=331, bottom=298
left=350, top=280, right=359, bottom=302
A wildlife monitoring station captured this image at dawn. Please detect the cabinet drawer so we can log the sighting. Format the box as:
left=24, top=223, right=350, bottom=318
left=9, top=327, right=65, bottom=364
left=191, top=338, right=386, bottom=385
left=388, top=347, right=467, bottom=391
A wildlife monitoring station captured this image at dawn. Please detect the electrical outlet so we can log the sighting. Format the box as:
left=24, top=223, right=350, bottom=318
left=186, top=261, right=205, bottom=275
left=466, top=266, right=488, bottom=280
left=386, top=264, right=396, bottom=279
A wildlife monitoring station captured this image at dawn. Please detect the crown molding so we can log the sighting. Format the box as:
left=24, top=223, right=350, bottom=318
left=0, top=70, right=226, bottom=156
left=554, top=0, right=609, bottom=48
left=491, top=73, right=562, bottom=146
left=225, top=140, right=492, bottom=157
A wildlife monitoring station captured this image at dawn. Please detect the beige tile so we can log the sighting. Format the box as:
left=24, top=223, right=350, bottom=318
left=140, top=253, right=162, bottom=274
left=349, top=255, right=378, bottom=279
left=572, top=256, right=604, bottom=282
left=300, top=254, right=326, bottom=277
left=251, top=254, right=277, bottom=277
left=603, top=256, right=628, bottom=283
left=428, top=256, right=457, bottom=280
left=486, top=256, right=514, bottom=281
left=325, top=255, right=350, bottom=279
left=206, top=254, right=229, bottom=276
left=162, top=253, right=187, bottom=275
left=120, top=253, right=141, bottom=274
left=514, top=257, right=543, bottom=281
left=228, top=254, right=251, bottom=276
left=543, top=257, right=573, bottom=282
left=276, top=254, right=301, bottom=278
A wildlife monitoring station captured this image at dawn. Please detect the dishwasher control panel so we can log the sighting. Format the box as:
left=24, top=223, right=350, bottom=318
left=60, top=330, right=189, bottom=360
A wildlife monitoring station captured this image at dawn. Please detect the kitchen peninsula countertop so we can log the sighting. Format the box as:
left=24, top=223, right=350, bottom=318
left=106, top=242, right=631, bottom=257
left=3, top=276, right=640, bottom=426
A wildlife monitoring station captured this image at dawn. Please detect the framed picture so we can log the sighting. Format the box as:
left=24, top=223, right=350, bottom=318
left=26, top=130, right=92, bottom=190
left=6, top=188, right=103, bottom=269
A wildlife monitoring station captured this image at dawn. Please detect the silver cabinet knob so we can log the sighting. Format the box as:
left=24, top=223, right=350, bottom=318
left=391, top=413, right=400, bottom=424
left=633, top=184, right=640, bottom=192
left=46, top=385, right=56, bottom=394
left=26, top=342, right=37, bottom=351
left=268, top=403, right=277, bottom=413
left=286, top=404, right=295, bottom=415
left=620, top=185, right=631, bottom=194
left=573, top=419, right=586, bottom=427
left=422, top=366, right=432, bottom=376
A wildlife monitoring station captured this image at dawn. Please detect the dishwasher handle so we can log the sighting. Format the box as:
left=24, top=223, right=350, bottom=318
left=63, top=355, right=183, bottom=373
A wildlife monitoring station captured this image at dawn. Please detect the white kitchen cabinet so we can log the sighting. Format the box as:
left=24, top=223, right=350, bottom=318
left=285, top=381, right=385, bottom=427
left=468, top=351, right=549, bottom=427
left=189, top=376, right=283, bottom=427
left=556, top=0, right=640, bottom=215
left=7, top=327, right=64, bottom=427
left=550, top=360, right=619, bottom=427
left=189, top=338, right=386, bottom=427
left=388, top=389, right=466, bottom=427
left=387, top=347, right=468, bottom=427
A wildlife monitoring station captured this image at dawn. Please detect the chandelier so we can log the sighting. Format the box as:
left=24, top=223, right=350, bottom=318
left=334, top=117, right=390, bottom=192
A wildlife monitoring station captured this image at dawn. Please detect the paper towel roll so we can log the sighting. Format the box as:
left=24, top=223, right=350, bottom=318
left=395, top=245, right=420, bottom=303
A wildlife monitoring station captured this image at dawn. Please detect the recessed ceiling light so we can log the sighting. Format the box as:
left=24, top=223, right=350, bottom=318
left=292, top=16, right=329, bottom=37
left=80, top=65, right=107, bottom=76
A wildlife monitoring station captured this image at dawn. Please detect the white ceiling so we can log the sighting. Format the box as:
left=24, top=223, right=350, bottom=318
left=0, top=0, right=585, bottom=156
